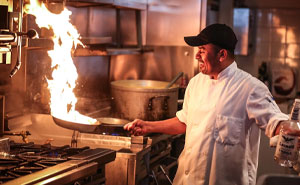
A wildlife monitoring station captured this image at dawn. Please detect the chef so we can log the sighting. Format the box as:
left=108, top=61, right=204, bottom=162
left=124, top=23, right=296, bottom=185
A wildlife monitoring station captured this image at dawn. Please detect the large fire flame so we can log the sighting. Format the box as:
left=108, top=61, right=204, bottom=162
left=25, top=0, right=98, bottom=124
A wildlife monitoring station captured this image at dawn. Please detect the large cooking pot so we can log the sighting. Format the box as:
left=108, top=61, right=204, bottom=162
left=111, top=80, right=179, bottom=121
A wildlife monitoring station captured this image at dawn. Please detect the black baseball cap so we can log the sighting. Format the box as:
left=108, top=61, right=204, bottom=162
left=184, top=24, right=238, bottom=52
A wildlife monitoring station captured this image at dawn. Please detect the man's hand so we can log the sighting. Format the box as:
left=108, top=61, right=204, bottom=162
left=275, top=120, right=300, bottom=148
left=276, top=120, right=300, bottom=136
left=123, top=119, right=148, bottom=136
left=274, top=120, right=289, bottom=135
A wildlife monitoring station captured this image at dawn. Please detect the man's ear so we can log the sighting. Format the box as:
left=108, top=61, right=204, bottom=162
left=219, top=49, right=227, bottom=62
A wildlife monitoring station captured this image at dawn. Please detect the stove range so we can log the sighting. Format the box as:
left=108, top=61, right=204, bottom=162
left=0, top=140, right=116, bottom=185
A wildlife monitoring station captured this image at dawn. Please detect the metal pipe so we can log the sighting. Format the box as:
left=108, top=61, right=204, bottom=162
left=9, top=0, right=23, bottom=78
left=0, top=96, right=5, bottom=137
left=0, top=30, right=37, bottom=43
left=0, top=32, right=16, bottom=43
left=135, top=10, right=142, bottom=48
left=116, top=8, right=121, bottom=48
left=159, top=165, right=172, bottom=185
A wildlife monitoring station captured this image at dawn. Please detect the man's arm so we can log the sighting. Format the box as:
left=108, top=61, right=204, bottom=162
left=123, top=117, right=186, bottom=136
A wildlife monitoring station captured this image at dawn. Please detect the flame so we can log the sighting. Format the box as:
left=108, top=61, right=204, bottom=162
left=25, top=0, right=97, bottom=124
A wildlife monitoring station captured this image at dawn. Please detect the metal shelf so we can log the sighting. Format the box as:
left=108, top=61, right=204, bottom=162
left=74, top=46, right=153, bottom=56
left=25, top=37, right=153, bottom=56
left=113, top=0, right=147, bottom=10
left=80, top=37, right=112, bottom=45
left=26, top=38, right=53, bottom=49
left=45, top=0, right=147, bottom=10
left=26, top=37, right=112, bottom=49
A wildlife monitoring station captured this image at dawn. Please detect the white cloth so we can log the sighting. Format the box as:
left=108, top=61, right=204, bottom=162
left=174, top=62, right=289, bottom=185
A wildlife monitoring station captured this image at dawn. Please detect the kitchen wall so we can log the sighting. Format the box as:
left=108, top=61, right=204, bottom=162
left=236, top=9, right=300, bottom=94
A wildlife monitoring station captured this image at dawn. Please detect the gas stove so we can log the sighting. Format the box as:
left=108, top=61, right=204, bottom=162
left=3, top=113, right=179, bottom=185
left=0, top=140, right=116, bottom=185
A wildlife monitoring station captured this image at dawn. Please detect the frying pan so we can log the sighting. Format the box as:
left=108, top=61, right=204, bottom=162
left=97, top=117, right=130, bottom=127
left=52, top=116, right=101, bottom=133
left=52, top=116, right=130, bottom=133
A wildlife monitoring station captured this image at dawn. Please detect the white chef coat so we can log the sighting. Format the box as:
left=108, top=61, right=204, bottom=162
left=174, top=62, right=289, bottom=185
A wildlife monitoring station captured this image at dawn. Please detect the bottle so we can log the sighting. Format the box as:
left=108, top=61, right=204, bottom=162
left=293, top=150, right=300, bottom=173
left=274, top=99, right=300, bottom=167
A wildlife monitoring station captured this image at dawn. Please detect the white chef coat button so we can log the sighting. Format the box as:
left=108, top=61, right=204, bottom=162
left=185, top=170, right=189, bottom=175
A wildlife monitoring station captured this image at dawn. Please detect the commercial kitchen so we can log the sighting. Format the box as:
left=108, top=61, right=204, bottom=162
left=1, top=0, right=300, bottom=184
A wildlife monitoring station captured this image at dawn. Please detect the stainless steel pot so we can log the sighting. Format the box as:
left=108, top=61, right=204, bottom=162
left=111, top=80, right=179, bottom=121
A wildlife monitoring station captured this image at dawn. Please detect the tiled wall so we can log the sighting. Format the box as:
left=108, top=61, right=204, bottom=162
left=255, top=9, right=300, bottom=67
left=236, top=9, right=300, bottom=103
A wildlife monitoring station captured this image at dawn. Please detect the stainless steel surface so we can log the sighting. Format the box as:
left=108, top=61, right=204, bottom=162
left=105, top=146, right=151, bottom=185
left=74, top=47, right=150, bottom=56
left=2, top=159, right=88, bottom=185
left=110, top=46, right=196, bottom=86
left=35, top=162, right=98, bottom=185
left=68, top=148, right=117, bottom=165
left=103, top=134, right=176, bottom=185
left=111, top=80, right=178, bottom=90
left=113, top=0, right=147, bottom=10
left=79, top=130, right=150, bottom=149
left=26, top=38, right=54, bottom=49
left=146, top=0, right=206, bottom=46
left=52, top=116, right=101, bottom=133
left=111, top=80, right=178, bottom=121
left=80, top=36, right=112, bottom=45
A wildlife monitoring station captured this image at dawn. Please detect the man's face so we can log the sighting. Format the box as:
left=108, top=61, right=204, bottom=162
left=196, top=44, right=221, bottom=78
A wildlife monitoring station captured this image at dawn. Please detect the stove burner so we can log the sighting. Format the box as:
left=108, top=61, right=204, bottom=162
left=0, top=141, right=115, bottom=184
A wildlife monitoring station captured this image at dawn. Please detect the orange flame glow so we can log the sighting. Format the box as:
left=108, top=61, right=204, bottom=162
left=25, top=0, right=97, bottom=124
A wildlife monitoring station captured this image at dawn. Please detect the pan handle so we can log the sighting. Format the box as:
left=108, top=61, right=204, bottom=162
left=148, top=95, right=169, bottom=111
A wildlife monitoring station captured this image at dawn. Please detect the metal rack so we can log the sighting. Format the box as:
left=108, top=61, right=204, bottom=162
left=45, top=0, right=147, bottom=10
left=27, top=0, right=151, bottom=56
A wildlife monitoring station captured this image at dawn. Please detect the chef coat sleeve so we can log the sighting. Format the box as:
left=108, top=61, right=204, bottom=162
left=246, top=84, right=289, bottom=138
left=176, top=79, right=193, bottom=125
